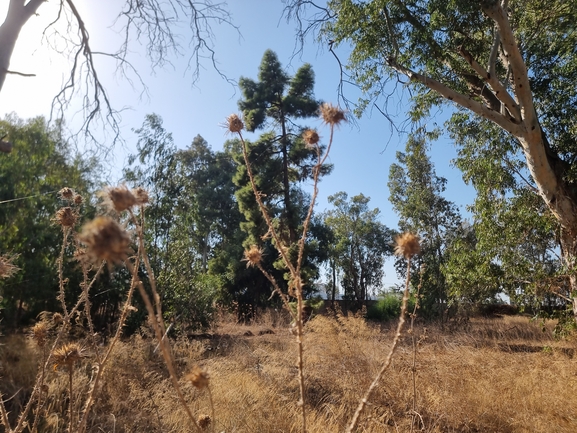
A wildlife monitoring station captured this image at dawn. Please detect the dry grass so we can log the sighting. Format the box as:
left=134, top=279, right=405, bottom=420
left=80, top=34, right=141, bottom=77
left=2, top=313, right=576, bottom=432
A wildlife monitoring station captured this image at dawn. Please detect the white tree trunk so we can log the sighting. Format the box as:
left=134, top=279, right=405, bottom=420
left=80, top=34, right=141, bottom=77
left=0, top=0, right=45, bottom=94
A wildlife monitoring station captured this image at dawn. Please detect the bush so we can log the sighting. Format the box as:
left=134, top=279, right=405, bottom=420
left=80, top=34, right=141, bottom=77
left=366, top=293, right=415, bottom=322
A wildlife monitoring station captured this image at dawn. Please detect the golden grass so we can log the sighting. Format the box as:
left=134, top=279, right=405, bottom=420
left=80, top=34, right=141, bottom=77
left=2, top=314, right=577, bottom=432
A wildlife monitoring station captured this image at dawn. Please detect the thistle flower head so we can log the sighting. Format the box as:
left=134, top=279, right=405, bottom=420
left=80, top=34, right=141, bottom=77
left=100, top=185, right=137, bottom=213
left=394, top=232, right=421, bottom=259
left=54, top=207, right=77, bottom=227
left=79, top=217, right=130, bottom=265
left=32, top=321, right=49, bottom=347
left=302, top=129, right=320, bottom=148
left=226, top=114, right=244, bottom=133
left=52, top=312, right=64, bottom=326
left=0, top=254, right=19, bottom=279
left=320, top=103, right=346, bottom=126
left=132, top=187, right=149, bottom=205
left=186, top=365, right=210, bottom=389
left=53, top=343, right=86, bottom=370
left=59, top=187, right=74, bottom=201
left=243, top=245, right=263, bottom=268
left=197, top=414, right=212, bottom=430
left=73, top=194, right=83, bottom=205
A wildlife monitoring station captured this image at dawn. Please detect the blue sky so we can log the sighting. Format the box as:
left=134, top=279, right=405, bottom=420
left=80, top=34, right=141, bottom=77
left=0, top=1, right=475, bottom=288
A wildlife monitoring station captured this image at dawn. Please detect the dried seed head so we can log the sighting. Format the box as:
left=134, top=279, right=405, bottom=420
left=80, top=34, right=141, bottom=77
left=320, top=103, right=346, bottom=126
left=100, top=185, right=138, bottom=213
left=32, top=322, right=49, bottom=347
left=79, top=217, right=130, bottom=265
left=73, top=194, right=83, bottom=205
left=53, top=343, right=86, bottom=370
left=197, top=414, right=211, bottom=430
left=394, top=232, right=421, bottom=259
left=243, top=245, right=263, bottom=268
left=132, top=187, right=149, bottom=205
left=52, top=312, right=64, bottom=325
left=59, top=187, right=74, bottom=200
left=54, top=207, right=77, bottom=227
left=226, top=114, right=244, bottom=133
left=0, top=254, right=18, bottom=279
left=302, top=129, right=320, bottom=148
left=186, top=365, right=210, bottom=389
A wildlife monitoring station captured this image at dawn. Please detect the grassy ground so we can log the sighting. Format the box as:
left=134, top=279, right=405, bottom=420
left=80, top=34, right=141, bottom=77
left=1, top=312, right=576, bottom=432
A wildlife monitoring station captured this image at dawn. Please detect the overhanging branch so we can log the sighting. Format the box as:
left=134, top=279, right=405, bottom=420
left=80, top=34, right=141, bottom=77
left=387, top=57, right=524, bottom=137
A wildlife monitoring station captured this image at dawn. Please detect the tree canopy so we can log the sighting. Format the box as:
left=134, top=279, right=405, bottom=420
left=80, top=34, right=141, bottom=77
left=286, top=0, right=577, bottom=318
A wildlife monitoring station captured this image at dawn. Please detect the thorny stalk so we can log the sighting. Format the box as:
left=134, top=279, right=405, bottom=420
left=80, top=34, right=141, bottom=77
left=76, top=225, right=143, bottom=433
left=68, top=365, right=74, bottom=433
left=127, top=211, right=202, bottom=433
left=410, top=264, right=425, bottom=433
left=57, top=227, right=71, bottom=317
left=346, top=256, right=414, bottom=433
left=233, top=113, right=339, bottom=433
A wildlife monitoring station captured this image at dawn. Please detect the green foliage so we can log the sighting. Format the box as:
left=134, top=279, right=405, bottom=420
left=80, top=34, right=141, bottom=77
left=0, top=115, right=96, bottom=327
left=388, top=130, right=461, bottom=316
left=288, top=0, right=577, bottom=318
left=366, top=293, right=416, bottom=322
left=231, top=50, right=331, bottom=305
left=324, top=192, right=394, bottom=302
left=448, top=116, right=561, bottom=305
left=125, top=114, right=242, bottom=329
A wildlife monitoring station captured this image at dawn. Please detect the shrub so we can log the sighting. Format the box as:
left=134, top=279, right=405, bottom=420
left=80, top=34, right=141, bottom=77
left=366, top=293, right=416, bottom=322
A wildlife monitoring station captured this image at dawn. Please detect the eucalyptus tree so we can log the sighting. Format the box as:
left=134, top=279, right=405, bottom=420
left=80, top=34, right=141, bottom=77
left=125, top=114, right=241, bottom=329
left=285, top=0, right=577, bottom=318
left=388, top=131, right=461, bottom=315
left=324, top=192, right=394, bottom=302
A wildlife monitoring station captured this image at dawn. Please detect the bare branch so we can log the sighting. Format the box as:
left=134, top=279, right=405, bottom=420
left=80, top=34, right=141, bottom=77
left=3, top=68, right=35, bottom=77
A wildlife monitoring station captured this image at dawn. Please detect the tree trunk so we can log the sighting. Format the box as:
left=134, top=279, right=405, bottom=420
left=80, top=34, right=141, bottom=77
left=0, top=0, right=45, bottom=94
left=559, top=228, right=577, bottom=321
left=331, top=258, right=336, bottom=306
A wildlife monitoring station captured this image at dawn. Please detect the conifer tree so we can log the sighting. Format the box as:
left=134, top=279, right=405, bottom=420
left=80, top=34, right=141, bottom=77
left=232, top=50, right=331, bottom=295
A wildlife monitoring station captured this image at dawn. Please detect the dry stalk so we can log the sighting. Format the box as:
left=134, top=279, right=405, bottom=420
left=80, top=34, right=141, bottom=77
left=230, top=108, right=342, bottom=433
left=346, top=232, right=420, bottom=433
left=127, top=210, right=202, bottom=433
left=409, top=264, right=425, bottom=433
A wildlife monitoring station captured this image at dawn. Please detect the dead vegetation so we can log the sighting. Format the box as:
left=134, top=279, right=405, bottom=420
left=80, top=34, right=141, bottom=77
left=2, top=313, right=576, bottom=432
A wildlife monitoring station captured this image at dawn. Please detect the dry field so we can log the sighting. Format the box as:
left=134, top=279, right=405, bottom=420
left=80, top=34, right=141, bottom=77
left=1, top=312, right=577, bottom=433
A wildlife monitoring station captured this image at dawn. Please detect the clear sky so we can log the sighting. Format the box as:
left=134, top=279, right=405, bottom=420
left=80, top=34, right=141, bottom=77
left=0, top=0, right=475, bottom=288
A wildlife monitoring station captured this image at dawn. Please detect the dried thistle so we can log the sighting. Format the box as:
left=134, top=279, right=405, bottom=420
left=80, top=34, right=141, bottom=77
left=32, top=322, right=49, bottom=347
left=197, top=414, right=211, bottom=430
left=320, top=102, right=346, bottom=126
left=186, top=365, right=210, bottom=389
left=100, top=185, right=138, bottom=213
left=53, top=343, right=86, bottom=370
left=394, top=232, right=421, bottom=259
left=59, top=187, right=74, bottom=201
left=79, top=217, right=130, bottom=265
left=73, top=194, right=83, bottom=205
left=0, top=254, right=19, bottom=279
left=52, top=312, right=64, bottom=326
left=132, top=187, right=149, bottom=205
left=54, top=207, right=77, bottom=227
left=226, top=114, right=244, bottom=133
left=302, top=129, right=320, bottom=148
left=243, top=245, right=263, bottom=268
